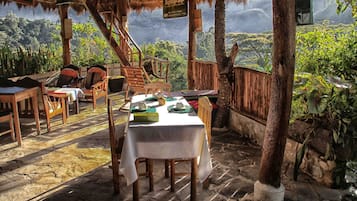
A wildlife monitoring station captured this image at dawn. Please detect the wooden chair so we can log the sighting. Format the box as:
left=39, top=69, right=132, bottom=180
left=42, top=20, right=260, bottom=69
left=56, top=64, right=82, bottom=88
left=81, top=65, right=108, bottom=109
left=107, top=95, right=153, bottom=194
left=15, top=77, right=67, bottom=132
left=121, top=66, right=171, bottom=100
left=0, top=111, right=15, bottom=144
left=169, top=96, right=213, bottom=192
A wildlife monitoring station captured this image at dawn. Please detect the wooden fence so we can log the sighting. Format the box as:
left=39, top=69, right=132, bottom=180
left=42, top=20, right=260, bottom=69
left=231, top=67, right=271, bottom=122
left=192, top=60, right=219, bottom=90
left=192, top=60, right=271, bottom=122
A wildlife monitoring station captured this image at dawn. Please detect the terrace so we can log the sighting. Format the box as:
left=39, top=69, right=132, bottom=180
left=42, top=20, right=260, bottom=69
left=0, top=0, right=356, bottom=200
left=0, top=94, right=350, bottom=200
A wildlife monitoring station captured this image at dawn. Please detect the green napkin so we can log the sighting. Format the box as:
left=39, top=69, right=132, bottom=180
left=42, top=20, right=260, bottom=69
left=165, top=97, right=177, bottom=101
left=167, top=105, right=193, bottom=113
left=130, top=107, right=156, bottom=113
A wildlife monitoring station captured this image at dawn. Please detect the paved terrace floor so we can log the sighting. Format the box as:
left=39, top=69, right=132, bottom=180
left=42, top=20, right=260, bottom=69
left=0, top=93, right=354, bottom=201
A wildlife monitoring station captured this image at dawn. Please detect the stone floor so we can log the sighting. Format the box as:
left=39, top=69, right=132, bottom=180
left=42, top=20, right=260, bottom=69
left=0, top=94, right=355, bottom=201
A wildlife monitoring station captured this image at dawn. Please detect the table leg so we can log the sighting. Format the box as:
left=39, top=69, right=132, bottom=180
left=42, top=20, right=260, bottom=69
left=32, top=94, right=41, bottom=134
left=170, top=159, right=175, bottom=192
left=133, top=160, right=139, bottom=201
left=165, top=160, right=170, bottom=178
left=11, top=100, right=22, bottom=146
left=148, top=159, right=154, bottom=192
left=75, top=98, right=80, bottom=114
left=65, top=99, right=70, bottom=117
left=191, top=158, right=197, bottom=201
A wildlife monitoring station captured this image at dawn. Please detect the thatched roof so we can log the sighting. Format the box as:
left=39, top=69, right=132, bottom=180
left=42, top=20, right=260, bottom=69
left=0, top=0, right=247, bottom=14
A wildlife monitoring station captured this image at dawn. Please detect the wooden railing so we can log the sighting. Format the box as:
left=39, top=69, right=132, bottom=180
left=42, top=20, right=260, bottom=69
left=231, top=67, right=271, bottom=122
left=191, top=60, right=219, bottom=90
left=192, top=59, right=271, bottom=122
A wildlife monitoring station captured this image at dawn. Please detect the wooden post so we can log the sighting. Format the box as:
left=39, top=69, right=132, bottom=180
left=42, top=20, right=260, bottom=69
left=58, top=5, right=71, bottom=66
left=187, top=0, right=197, bottom=90
left=255, top=0, right=296, bottom=200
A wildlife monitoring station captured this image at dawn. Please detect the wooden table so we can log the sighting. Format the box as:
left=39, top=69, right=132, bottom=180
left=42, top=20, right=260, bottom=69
left=0, top=87, right=41, bottom=146
left=47, top=88, right=84, bottom=115
left=119, top=94, right=212, bottom=201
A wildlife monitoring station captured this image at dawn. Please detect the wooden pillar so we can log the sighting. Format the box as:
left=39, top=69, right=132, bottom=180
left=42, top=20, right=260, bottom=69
left=58, top=5, right=71, bottom=66
left=187, top=0, right=197, bottom=90
left=255, top=0, right=296, bottom=198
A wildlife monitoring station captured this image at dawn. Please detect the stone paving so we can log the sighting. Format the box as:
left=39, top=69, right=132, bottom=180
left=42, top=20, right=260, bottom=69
left=0, top=96, right=355, bottom=201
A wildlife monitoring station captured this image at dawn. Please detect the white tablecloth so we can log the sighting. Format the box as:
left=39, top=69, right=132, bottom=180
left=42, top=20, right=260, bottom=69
left=52, top=88, right=84, bottom=103
left=119, top=94, right=213, bottom=185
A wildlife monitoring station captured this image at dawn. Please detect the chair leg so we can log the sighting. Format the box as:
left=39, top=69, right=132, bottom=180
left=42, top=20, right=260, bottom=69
left=191, top=158, right=197, bottom=201
left=133, top=160, right=139, bottom=201
left=170, top=159, right=175, bottom=192
left=9, top=114, right=15, bottom=141
left=111, top=153, right=120, bottom=194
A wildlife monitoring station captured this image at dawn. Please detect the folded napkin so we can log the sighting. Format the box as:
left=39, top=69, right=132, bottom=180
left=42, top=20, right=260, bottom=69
left=133, top=112, right=159, bottom=122
left=165, top=97, right=177, bottom=101
left=167, top=105, right=193, bottom=113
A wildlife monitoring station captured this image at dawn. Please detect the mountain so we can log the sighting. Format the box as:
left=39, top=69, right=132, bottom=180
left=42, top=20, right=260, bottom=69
left=0, top=0, right=354, bottom=44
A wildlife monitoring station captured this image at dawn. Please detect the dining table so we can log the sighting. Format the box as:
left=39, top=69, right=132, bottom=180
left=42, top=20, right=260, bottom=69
left=119, top=94, right=212, bottom=201
left=0, top=86, right=40, bottom=146
left=47, top=87, right=84, bottom=115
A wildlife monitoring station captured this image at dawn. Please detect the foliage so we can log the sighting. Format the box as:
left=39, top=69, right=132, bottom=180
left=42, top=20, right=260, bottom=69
left=196, top=27, right=215, bottom=61
left=336, top=0, right=357, bottom=22
left=291, top=72, right=357, bottom=185
left=70, top=23, right=119, bottom=66
left=197, top=28, right=273, bottom=72
left=0, top=45, right=61, bottom=78
left=296, top=23, right=357, bottom=81
left=0, top=15, right=118, bottom=77
left=141, top=40, right=187, bottom=91
left=0, top=13, right=57, bottom=49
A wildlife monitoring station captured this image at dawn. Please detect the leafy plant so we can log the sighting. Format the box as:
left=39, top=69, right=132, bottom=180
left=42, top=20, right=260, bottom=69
left=291, top=73, right=357, bottom=186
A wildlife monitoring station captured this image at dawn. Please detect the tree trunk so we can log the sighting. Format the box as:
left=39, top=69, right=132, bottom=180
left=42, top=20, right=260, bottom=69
left=258, top=0, right=296, bottom=188
left=213, top=1, right=238, bottom=128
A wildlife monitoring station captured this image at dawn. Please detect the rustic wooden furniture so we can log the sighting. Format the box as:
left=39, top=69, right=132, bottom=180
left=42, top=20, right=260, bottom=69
left=15, top=77, right=68, bottom=132
left=56, top=64, right=81, bottom=88
left=0, top=86, right=40, bottom=146
left=107, top=95, right=153, bottom=194
left=47, top=88, right=83, bottom=115
left=169, top=96, right=213, bottom=192
left=121, top=66, right=171, bottom=100
left=119, top=94, right=212, bottom=201
left=81, top=65, right=108, bottom=109
left=0, top=111, right=15, bottom=144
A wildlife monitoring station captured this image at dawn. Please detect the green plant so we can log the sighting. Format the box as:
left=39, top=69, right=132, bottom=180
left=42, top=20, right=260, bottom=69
left=296, top=23, right=357, bottom=80
left=292, top=73, right=357, bottom=186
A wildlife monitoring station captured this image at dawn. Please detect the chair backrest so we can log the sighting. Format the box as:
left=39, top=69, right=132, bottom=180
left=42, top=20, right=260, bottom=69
left=85, top=65, right=107, bottom=89
left=57, top=64, right=80, bottom=87
left=121, top=66, right=146, bottom=91
left=107, top=97, right=126, bottom=155
left=198, top=96, right=213, bottom=147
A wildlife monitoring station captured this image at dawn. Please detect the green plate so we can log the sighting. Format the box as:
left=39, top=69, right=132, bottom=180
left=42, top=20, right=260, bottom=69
left=167, top=105, right=192, bottom=113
